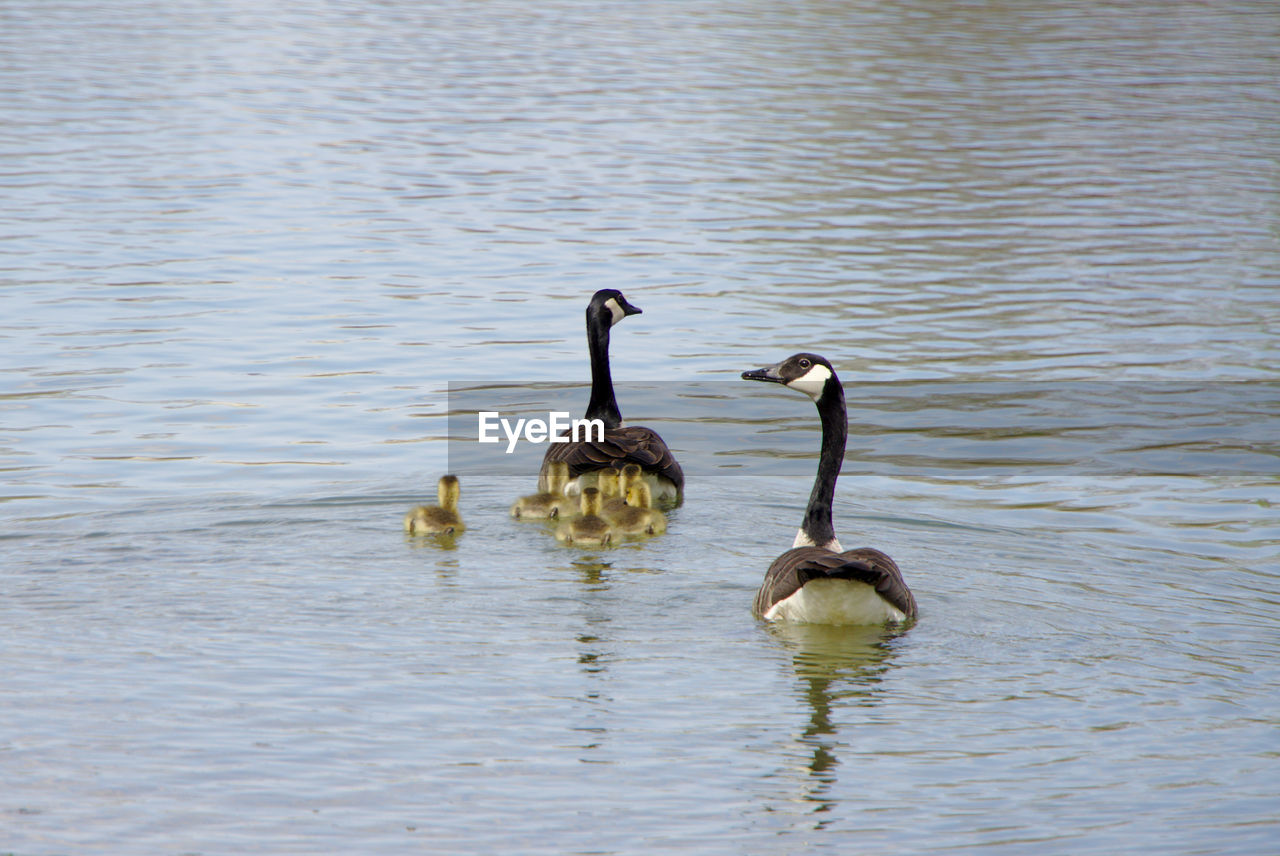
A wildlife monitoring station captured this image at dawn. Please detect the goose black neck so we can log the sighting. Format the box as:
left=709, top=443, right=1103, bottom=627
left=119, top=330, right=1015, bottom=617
left=802, top=376, right=846, bottom=547
left=584, top=312, right=623, bottom=429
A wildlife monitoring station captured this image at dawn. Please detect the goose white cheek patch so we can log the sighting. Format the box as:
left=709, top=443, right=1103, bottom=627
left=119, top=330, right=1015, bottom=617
left=788, top=364, right=832, bottom=400
left=604, top=297, right=626, bottom=326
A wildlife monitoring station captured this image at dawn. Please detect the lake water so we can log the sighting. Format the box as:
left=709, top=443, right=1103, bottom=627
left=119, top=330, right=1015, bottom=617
left=3, top=1, right=1278, bottom=853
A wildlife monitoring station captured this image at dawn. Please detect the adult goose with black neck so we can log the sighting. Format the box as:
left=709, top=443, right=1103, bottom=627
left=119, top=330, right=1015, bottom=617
left=539, top=289, right=684, bottom=506
left=742, top=353, right=916, bottom=625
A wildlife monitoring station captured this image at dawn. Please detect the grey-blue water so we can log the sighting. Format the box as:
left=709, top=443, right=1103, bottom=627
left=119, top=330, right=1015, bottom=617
left=3, top=1, right=1278, bottom=853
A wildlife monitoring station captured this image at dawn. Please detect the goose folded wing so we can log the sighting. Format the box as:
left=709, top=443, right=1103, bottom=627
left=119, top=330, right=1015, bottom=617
left=758, top=546, right=917, bottom=618
left=541, top=425, right=684, bottom=490
left=834, top=547, right=917, bottom=618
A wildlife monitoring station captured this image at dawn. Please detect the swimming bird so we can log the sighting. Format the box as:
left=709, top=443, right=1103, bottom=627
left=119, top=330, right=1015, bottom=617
left=742, top=354, right=916, bottom=625
left=539, top=289, right=683, bottom=506
left=404, top=474, right=465, bottom=536
left=610, top=480, right=667, bottom=537
left=511, top=460, right=574, bottom=519
left=595, top=468, right=622, bottom=502
left=555, top=487, right=613, bottom=547
left=600, top=463, right=643, bottom=521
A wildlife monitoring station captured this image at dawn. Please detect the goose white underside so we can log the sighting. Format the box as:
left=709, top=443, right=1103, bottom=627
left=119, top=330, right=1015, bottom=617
left=763, top=578, right=907, bottom=625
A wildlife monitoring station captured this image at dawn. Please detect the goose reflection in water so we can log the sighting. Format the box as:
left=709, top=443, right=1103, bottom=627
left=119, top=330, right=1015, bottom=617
left=766, top=623, right=903, bottom=823
left=569, top=558, right=615, bottom=760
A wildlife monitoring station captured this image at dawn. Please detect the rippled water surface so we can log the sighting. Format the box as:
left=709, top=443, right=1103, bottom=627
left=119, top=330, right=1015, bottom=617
left=3, top=1, right=1278, bottom=853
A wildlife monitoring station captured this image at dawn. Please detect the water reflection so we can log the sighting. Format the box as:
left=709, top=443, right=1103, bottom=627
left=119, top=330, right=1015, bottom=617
left=570, top=556, right=611, bottom=589
left=570, top=557, right=614, bottom=760
left=574, top=632, right=611, bottom=758
left=404, top=531, right=461, bottom=552
left=766, top=623, right=902, bottom=821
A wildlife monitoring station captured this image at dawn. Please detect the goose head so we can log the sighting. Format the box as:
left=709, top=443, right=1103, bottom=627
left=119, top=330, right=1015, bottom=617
left=588, top=288, right=642, bottom=329
left=741, top=353, right=837, bottom=402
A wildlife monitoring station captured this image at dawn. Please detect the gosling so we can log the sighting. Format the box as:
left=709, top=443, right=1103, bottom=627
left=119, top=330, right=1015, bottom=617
left=594, top=468, right=621, bottom=501
left=404, top=475, right=465, bottom=535
left=611, top=481, right=667, bottom=537
left=600, top=464, right=643, bottom=523
left=555, top=487, right=613, bottom=547
left=511, top=460, right=574, bottom=519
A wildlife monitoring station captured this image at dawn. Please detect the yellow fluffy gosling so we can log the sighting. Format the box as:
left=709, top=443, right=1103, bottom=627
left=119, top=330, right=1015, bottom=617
left=601, top=463, right=642, bottom=523
left=404, top=475, right=465, bottom=535
left=555, top=487, right=613, bottom=547
left=611, top=481, right=667, bottom=537
left=511, top=460, right=574, bottom=519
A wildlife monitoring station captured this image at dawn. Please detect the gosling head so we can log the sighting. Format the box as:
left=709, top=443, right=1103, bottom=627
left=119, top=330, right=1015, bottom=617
left=742, top=353, right=837, bottom=402
left=437, top=474, right=461, bottom=511
left=619, top=463, right=642, bottom=489
left=625, top=480, right=653, bottom=510
left=596, top=469, right=621, bottom=498
left=545, top=460, right=570, bottom=495
left=580, top=486, right=603, bottom=516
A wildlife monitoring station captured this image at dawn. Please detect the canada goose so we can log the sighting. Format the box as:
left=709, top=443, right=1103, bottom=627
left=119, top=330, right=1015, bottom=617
left=610, top=480, right=667, bottom=537
left=511, top=460, right=574, bottom=519
left=539, top=289, right=684, bottom=506
left=742, top=354, right=916, bottom=625
left=555, top=487, right=613, bottom=547
left=404, top=474, right=465, bottom=536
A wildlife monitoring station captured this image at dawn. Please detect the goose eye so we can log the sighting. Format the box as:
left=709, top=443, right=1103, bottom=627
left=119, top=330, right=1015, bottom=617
left=798, top=358, right=811, bottom=369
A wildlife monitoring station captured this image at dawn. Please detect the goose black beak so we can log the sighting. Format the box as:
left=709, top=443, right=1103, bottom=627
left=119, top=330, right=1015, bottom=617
left=617, top=295, right=642, bottom=317
left=742, top=364, right=784, bottom=384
